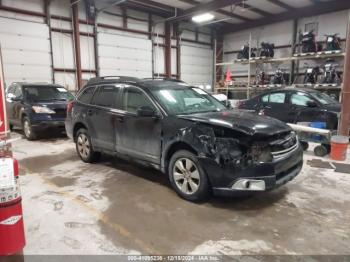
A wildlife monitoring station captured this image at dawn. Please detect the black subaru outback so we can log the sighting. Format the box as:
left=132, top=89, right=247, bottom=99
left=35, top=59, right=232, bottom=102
left=66, top=77, right=303, bottom=202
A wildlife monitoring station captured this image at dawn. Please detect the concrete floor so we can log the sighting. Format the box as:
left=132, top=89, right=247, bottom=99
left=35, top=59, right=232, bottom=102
left=10, top=132, right=350, bottom=255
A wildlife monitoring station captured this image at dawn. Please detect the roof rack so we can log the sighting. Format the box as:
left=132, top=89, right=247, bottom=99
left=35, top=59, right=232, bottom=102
left=143, top=78, right=185, bottom=83
left=86, top=76, right=140, bottom=86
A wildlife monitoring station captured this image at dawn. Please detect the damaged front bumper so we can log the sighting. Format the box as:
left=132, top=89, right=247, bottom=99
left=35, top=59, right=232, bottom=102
left=199, top=142, right=303, bottom=196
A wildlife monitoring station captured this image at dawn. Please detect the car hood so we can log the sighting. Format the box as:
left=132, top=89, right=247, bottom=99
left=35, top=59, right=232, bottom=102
left=178, top=110, right=291, bottom=136
left=323, top=103, right=341, bottom=112
left=32, top=101, right=68, bottom=109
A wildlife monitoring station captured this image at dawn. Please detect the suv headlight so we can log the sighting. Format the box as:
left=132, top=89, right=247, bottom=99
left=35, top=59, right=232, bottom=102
left=32, top=106, right=55, bottom=114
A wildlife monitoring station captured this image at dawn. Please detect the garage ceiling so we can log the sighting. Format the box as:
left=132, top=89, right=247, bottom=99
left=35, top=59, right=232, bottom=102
left=96, top=0, right=350, bottom=34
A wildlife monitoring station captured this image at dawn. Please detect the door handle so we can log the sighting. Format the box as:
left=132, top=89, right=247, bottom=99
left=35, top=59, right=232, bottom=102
left=87, top=109, right=93, bottom=116
left=263, top=105, right=272, bottom=109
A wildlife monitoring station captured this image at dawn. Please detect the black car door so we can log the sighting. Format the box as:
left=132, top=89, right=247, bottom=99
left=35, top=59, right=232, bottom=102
left=115, top=86, right=162, bottom=164
left=259, top=91, right=290, bottom=122
left=88, top=85, right=121, bottom=152
left=288, top=91, right=325, bottom=124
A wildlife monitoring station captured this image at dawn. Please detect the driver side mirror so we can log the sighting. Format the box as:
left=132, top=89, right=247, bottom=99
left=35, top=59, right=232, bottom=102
left=6, top=93, right=15, bottom=101
left=306, top=101, right=317, bottom=108
left=137, top=106, right=157, bottom=117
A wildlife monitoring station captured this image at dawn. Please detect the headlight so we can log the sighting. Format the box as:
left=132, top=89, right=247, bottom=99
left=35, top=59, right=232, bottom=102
left=32, top=106, right=55, bottom=114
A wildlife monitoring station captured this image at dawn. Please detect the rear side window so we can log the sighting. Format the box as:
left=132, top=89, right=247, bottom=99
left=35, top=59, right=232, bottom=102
left=92, top=85, right=119, bottom=108
left=78, top=86, right=96, bottom=104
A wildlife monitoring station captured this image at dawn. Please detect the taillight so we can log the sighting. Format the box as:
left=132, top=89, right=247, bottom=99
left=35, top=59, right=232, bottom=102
left=67, top=101, right=73, bottom=114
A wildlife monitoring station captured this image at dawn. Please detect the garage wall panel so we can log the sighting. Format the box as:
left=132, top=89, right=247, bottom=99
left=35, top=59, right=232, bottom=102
left=51, top=31, right=75, bottom=69
left=80, top=35, right=95, bottom=71
left=98, top=31, right=152, bottom=78
left=180, top=43, right=213, bottom=86
left=54, top=72, right=76, bottom=92
left=2, top=0, right=44, bottom=13
left=0, top=17, right=52, bottom=85
left=50, top=0, right=71, bottom=17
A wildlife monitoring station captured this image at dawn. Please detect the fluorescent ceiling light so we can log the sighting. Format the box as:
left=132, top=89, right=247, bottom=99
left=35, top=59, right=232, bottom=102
left=192, top=13, right=214, bottom=23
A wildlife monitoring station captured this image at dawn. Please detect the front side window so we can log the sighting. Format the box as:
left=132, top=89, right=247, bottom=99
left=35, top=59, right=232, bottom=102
left=123, top=87, right=155, bottom=114
left=92, top=85, right=119, bottom=108
left=151, top=86, right=226, bottom=115
left=311, top=92, right=337, bottom=105
left=24, top=86, right=74, bottom=102
left=78, top=86, right=96, bottom=104
left=291, top=93, right=314, bottom=106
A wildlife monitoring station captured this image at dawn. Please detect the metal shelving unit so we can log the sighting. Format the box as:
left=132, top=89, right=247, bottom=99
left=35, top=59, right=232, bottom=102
left=215, top=45, right=345, bottom=102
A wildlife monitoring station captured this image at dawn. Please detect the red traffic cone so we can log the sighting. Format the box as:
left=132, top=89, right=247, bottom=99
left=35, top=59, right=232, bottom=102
left=225, top=67, right=232, bottom=83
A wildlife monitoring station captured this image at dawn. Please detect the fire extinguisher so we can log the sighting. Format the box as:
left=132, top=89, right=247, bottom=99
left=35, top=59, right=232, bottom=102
left=0, top=157, right=26, bottom=255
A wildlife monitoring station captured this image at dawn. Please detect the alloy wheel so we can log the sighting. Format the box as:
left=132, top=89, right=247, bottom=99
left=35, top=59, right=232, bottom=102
left=24, top=120, right=31, bottom=138
left=77, top=133, right=90, bottom=159
left=173, top=158, right=200, bottom=195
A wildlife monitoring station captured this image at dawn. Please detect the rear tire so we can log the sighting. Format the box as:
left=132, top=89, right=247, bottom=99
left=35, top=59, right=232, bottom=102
left=168, top=150, right=211, bottom=202
left=75, top=128, right=100, bottom=163
left=22, top=117, right=37, bottom=140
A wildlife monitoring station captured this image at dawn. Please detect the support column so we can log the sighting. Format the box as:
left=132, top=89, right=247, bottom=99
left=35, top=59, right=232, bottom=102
left=165, top=22, right=172, bottom=79
left=339, top=17, right=350, bottom=135
left=173, top=23, right=181, bottom=80
left=215, top=34, right=224, bottom=83
left=44, top=0, right=55, bottom=83
left=71, top=0, right=82, bottom=90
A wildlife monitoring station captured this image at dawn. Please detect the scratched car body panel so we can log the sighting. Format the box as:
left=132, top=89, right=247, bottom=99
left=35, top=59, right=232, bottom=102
left=66, top=77, right=303, bottom=202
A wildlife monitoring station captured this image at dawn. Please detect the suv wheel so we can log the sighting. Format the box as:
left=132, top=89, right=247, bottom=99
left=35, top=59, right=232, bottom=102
left=75, top=128, right=100, bottom=163
left=22, top=117, right=37, bottom=140
left=168, top=150, right=211, bottom=202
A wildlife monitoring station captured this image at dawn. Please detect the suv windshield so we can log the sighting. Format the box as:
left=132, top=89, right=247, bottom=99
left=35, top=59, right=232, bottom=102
left=151, top=87, right=226, bottom=115
left=311, top=92, right=337, bottom=105
left=24, top=86, right=74, bottom=102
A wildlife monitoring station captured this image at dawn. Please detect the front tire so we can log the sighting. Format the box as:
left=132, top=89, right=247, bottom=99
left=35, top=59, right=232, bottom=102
left=22, top=117, right=37, bottom=140
left=75, top=128, right=100, bottom=163
left=168, top=150, right=211, bottom=202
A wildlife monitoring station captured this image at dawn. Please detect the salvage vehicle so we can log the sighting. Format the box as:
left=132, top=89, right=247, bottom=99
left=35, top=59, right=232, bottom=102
left=238, top=88, right=340, bottom=131
left=66, top=77, right=303, bottom=202
left=6, top=83, right=74, bottom=140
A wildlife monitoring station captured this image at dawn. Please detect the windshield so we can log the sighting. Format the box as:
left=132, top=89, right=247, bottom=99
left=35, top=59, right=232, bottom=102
left=311, top=92, right=337, bottom=105
left=24, top=86, right=74, bottom=102
left=151, top=87, right=226, bottom=115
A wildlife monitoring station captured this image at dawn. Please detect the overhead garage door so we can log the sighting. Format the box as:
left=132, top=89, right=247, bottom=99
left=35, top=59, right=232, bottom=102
left=98, top=31, right=152, bottom=78
left=181, top=43, right=213, bottom=87
left=0, top=17, right=52, bottom=86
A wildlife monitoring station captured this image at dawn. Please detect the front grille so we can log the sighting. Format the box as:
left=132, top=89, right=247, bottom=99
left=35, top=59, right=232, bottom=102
left=54, top=109, right=67, bottom=118
left=270, top=132, right=298, bottom=158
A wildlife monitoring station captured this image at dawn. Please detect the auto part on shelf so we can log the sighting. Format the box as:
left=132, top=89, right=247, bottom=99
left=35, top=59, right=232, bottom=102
left=303, top=65, right=320, bottom=84
left=322, top=60, right=341, bottom=84
left=324, top=33, right=341, bottom=51
left=237, top=44, right=256, bottom=60
left=300, top=30, right=320, bottom=53
left=259, top=42, right=275, bottom=58
left=270, top=68, right=287, bottom=85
